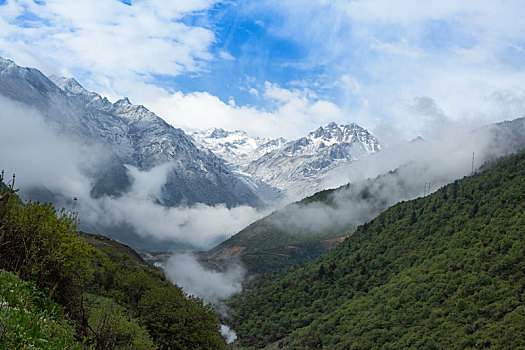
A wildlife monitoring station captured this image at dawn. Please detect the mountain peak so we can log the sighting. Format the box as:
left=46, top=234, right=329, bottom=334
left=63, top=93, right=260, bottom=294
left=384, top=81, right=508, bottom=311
left=208, top=128, right=231, bottom=139
left=203, top=127, right=248, bottom=139
left=410, top=136, right=425, bottom=143
left=311, top=126, right=326, bottom=138
left=190, top=128, right=287, bottom=168
left=115, top=97, right=131, bottom=106
left=52, top=76, right=105, bottom=103
left=245, top=122, right=382, bottom=198
left=0, top=57, right=16, bottom=68
left=53, top=76, right=85, bottom=93
left=0, top=57, right=65, bottom=100
left=309, top=122, right=366, bottom=141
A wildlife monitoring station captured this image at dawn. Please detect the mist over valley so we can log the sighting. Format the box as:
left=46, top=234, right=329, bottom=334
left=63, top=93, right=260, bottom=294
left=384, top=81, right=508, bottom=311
left=1, top=2, right=525, bottom=347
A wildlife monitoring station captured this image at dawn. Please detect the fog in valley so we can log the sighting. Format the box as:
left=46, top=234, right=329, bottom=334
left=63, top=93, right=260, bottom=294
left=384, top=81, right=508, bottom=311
left=0, top=96, right=268, bottom=250
left=2, top=93, right=524, bottom=344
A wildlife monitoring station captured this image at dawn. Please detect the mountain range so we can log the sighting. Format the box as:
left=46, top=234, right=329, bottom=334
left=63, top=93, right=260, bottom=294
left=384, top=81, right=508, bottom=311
left=189, top=128, right=287, bottom=169
left=0, top=57, right=279, bottom=209
left=203, top=116, right=525, bottom=274
left=0, top=57, right=390, bottom=250
left=192, top=122, right=383, bottom=199
left=0, top=57, right=383, bottom=208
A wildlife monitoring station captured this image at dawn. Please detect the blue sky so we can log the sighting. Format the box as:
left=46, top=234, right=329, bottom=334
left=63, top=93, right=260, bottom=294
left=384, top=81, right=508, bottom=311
left=171, top=3, right=310, bottom=106
left=1, top=0, right=525, bottom=140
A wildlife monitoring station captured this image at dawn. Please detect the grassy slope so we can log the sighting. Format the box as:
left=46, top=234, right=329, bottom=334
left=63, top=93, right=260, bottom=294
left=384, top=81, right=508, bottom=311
left=229, top=152, right=525, bottom=349
left=81, top=232, right=150, bottom=266
left=0, top=270, right=86, bottom=350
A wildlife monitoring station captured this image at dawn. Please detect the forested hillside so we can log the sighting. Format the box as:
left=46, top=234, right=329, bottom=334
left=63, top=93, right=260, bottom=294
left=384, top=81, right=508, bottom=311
left=205, top=162, right=436, bottom=275
left=0, top=173, right=226, bottom=349
left=229, top=152, right=525, bottom=349
left=203, top=188, right=347, bottom=274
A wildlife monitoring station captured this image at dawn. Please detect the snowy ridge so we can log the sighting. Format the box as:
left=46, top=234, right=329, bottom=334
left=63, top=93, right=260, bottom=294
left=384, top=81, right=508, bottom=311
left=244, top=122, right=383, bottom=199
left=189, top=128, right=286, bottom=168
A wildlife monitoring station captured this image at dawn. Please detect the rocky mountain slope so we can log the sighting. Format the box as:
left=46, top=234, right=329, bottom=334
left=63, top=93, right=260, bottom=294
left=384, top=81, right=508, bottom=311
left=0, top=57, right=278, bottom=208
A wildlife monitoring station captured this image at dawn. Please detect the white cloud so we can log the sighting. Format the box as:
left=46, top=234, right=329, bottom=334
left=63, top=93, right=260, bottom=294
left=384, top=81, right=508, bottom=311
left=164, top=251, right=245, bottom=343
left=220, top=325, right=238, bottom=344
left=0, top=1, right=354, bottom=140
left=164, top=252, right=245, bottom=304
left=2, top=0, right=525, bottom=144
left=0, top=0, right=217, bottom=98
left=370, top=39, right=425, bottom=59
left=149, top=82, right=346, bottom=139
left=245, top=0, right=525, bottom=139
left=342, top=0, right=525, bottom=38
left=0, top=96, right=94, bottom=194
left=90, top=195, right=265, bottom=250
left=219, top=50, right=235, bottom=61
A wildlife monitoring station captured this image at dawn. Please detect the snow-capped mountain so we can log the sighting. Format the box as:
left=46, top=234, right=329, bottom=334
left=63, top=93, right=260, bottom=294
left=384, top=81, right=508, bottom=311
left=189, top=128, right=287, bottom=168
left=0, top=57, right=278, bottom=208
left=244, top=122, right=383, bottom=199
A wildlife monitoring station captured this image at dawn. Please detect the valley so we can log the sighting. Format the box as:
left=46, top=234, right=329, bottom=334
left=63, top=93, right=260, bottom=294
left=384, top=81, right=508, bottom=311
left=2, top=4, right=525, bottom=346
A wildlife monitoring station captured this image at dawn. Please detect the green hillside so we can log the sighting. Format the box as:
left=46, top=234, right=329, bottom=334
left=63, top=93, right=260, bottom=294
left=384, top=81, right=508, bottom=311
left=0, top=173, right=227, bottom=349
left=202, top=188, right=346, bottom=274
left=203, top=169, right=419, bottom=275
left=0, top=270, right=86, bottom=349
left=228, top=152, right=525, bottom=349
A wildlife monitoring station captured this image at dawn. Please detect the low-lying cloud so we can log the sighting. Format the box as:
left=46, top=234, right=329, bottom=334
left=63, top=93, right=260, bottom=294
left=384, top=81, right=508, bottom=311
left=0, top=96, right=266, bottom=250
left=164, top=252, right=245, bottom=305
left=220, top=324, right=238, bottom=344
left=88, top=196, right=264, bottom=249
left=264, top=119, right=525, bottom=236
left=164, top=251, right=245, bottom=344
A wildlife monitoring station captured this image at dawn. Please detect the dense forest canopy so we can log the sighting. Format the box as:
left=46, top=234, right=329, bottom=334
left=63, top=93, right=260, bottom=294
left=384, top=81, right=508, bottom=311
left=229, top=152, right=525, bottom=349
